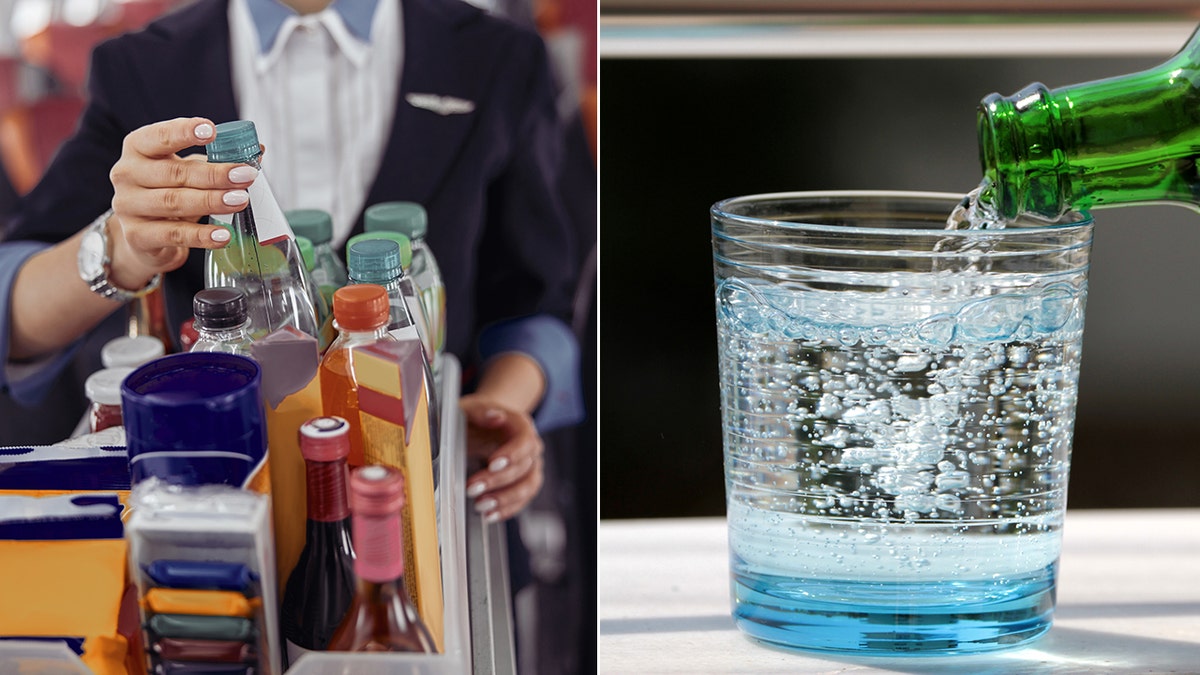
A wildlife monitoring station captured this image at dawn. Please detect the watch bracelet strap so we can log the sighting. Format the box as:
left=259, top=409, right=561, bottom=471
left=84, top=209, right=162, bottom=301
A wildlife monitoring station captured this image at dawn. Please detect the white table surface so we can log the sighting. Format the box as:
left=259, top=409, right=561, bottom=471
left=598, top=510, right=1200, bottom=674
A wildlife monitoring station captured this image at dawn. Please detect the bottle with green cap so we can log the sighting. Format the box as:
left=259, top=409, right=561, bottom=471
left=346, top=236, right=436, bottom=370
left=973, top=25, right=1200, bottom=221
left=287, top=208, right=348, bottom=308
left=364, top=202, right=445, bottom=363
left=296, top=235, right=334, bottom=350
left=204, top=120, right=320, bottom=341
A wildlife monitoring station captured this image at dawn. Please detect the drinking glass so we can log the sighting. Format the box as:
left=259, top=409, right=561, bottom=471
left=711, top=191, right=1093, bottom=654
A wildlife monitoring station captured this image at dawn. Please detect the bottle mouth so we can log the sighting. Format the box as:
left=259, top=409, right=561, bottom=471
left=977, top=83, right=1071, bottom=221
left=977, top=92, right=1019, bottom=220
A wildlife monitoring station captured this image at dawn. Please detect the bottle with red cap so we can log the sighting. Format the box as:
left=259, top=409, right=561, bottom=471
left=319, top=285, right=397, bottom=467
left=279, top=416, right=357, bottom=664
left=327, top=465, right=437, bottom=653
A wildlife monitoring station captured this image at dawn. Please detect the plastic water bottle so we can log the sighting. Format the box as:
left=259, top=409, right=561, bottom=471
left=364, top=203, right=445, bottom=363
left=204, top=120, right=319, bottom=340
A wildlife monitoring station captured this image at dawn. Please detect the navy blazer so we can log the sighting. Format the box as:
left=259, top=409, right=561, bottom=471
left=6, top=0, right=580, bottom=367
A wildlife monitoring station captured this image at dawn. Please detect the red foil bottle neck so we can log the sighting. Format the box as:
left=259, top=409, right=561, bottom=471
left=305, top=459, right=350, bottom=522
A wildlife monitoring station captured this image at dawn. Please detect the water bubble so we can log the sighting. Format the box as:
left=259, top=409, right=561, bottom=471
left=958, top=295, right=1025, bottom=342
left=917, top=315, right=956, bottom=346
left=782, top=318, right=811, bottom=340
left=817, top=393, right=842, bottom=418
left=875, top=467, right=934, bottom=495
left=929, top=392, right=961, bottom=426
left=892, top=396, right=922, bottom=418
left=1034, top=284, right=1077, bottom=333
left=895, top=442, right=943, bottom=466
left=896, top=493, right=937, bottom=512
left=935, top=470, right=971, bottom=490
left=820, top=427, right=849, bottom=448
left=894, top=354, right=931, bottom=373
left=936, top=493, right=963, bottom=512
left=841, top=406, right=870, bottom=423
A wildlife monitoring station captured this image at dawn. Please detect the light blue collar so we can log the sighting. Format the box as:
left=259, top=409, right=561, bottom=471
left=244, top=0, right=380, bottom=53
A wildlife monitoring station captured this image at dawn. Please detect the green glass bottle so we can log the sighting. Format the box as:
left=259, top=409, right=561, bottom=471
left=978, top=25, right=1200, bottom=220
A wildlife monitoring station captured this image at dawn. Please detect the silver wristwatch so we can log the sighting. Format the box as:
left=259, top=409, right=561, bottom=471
left=77, top=209, right=161, bottom=302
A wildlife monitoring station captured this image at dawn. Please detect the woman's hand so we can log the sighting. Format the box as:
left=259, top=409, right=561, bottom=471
left=461, top=393, right=545, bottom=523
left=106, top=117, right=258, bottom=290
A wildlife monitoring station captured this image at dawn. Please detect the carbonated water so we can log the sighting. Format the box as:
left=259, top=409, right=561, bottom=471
left=717, top=258, right=1085, bottom=653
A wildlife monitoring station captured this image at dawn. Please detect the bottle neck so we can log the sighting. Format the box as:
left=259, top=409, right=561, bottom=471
left=195, top=324, right=251, bottom=343
left=979, top=30, right=1200, bottom=219
left=352, top=511, right=404, bottom=583
left=333, top=323, right=390, bottom=342
left=305, top=458, right=350, bottom=522
left=356, top=577, right=409, bottom=605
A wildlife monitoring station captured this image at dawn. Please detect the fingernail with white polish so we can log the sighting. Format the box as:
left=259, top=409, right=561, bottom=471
left=484, top=511, right=501, bottom=524
left=194, top=123, right=214, bottom=140
left=210, top=228, right=231, bottom=243
left=228, top=166, right=258, bottom=183
left=466, top=482, right=486, bottom=498
left=488, top=457, right=509, bottom=473
left=223, top=190, right=249, bottom=206
left=475, top=498, right=497, bottom=513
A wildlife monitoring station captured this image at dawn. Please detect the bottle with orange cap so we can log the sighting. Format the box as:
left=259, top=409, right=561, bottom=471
left=319, top=284, right=397, bottom=467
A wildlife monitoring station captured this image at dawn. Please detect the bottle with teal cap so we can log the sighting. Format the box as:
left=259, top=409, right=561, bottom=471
left=346, top=236, right=440, bottom=427
left=346, top=234, right=436, bottom=370
left=204, top=120, right=319, bottom=340
left=976, top=25, right=1200, bottom=221
left=287, top=208, right=348, bottom=308
left=364, top=202, right=445, bottom=364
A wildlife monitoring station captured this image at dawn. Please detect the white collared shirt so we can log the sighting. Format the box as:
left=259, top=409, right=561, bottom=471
left=228, top=0, right=402, bottom=248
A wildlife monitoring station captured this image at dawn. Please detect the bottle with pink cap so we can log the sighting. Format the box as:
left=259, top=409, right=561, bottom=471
left=327, top=465, right=437, bottom=653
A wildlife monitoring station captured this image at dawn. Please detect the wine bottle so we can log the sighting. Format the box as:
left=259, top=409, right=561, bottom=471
left=126, top=286, right=176, bottom=354
left=279, top=416, right=357, bottom=663
left=327, top=465, right=437, bottom=653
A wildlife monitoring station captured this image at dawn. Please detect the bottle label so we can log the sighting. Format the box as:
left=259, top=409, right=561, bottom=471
left=248, top=171, right=295, bottom=246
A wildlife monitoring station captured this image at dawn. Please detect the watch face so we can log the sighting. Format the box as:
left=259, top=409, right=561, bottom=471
left=79, top=229, right=106, bottom=279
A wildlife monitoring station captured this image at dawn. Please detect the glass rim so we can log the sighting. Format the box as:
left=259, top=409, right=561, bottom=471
left=711, top=190, right=1094, bottom=236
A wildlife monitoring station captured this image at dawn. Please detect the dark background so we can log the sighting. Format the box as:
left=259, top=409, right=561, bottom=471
left=600, top=55, right=1200, bottom=518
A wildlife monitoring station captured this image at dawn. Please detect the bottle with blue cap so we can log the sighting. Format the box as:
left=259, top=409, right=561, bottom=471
left=345, top=236, right=435, bottom=369
left=203, top=120, right=320, bottom=341
left=364, top=202, right=445, bottom=365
